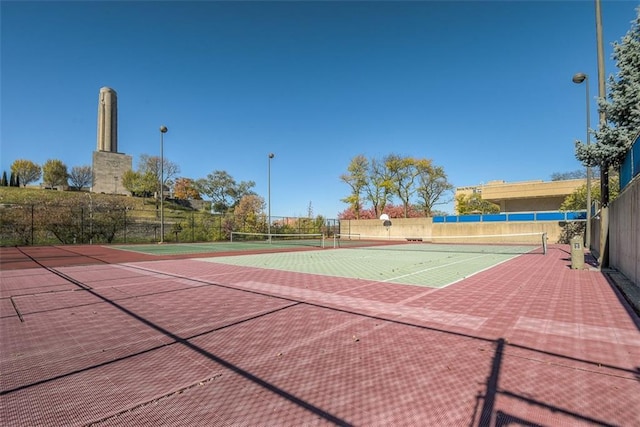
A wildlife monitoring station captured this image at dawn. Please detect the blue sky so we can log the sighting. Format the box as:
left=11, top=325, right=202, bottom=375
left=1, top=1, right=638, bottom=218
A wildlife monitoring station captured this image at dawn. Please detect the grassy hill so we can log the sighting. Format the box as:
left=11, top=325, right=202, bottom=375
left=0, top=187, right=217, bottom=245
left=1, top=187, right=156, bottom=208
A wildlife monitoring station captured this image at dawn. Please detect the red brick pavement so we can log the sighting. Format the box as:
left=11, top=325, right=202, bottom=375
left=1, top=244, right=639, bottom=426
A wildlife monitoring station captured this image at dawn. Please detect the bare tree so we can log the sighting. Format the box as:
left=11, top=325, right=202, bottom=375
left=138, top=154, right=180, bottom=195
left=68, top=165, right=93, bottom=190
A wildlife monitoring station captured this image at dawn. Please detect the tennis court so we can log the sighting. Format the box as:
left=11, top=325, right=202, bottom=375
left=194, top=244, right=542, bottom=288
left=112, top=232, right=546, bottom=288
left=1, top=240, right=639, bottom=426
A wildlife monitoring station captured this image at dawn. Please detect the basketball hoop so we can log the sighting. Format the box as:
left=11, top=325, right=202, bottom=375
left=380, top=214, right=391, bottom=231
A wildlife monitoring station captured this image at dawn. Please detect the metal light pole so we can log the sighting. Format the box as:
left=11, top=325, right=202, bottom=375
left=160, top=125, right=168, bottom=243
left=268, top=153, right=274, bottom=243
left=595, top=0, right=609, bottom=268
left=572, top=72, right=592, bottom=249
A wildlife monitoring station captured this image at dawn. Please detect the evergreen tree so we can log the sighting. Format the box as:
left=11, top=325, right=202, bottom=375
left=9, top=172, right=16, bottom=187
left=1, top=171, right=7, bottom=186
left=575, top=7, right=640, bottom=169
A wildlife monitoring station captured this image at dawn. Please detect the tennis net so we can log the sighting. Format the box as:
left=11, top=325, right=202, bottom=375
left=230, top=232, right=325, bottom=248
left=334, top=232, right=547, bottom=255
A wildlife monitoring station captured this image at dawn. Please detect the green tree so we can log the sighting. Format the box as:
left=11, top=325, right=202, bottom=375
left=10, top=159, right=41, bottom=187
left=234, top=194, right=266, bottom=233
left=455, top=193, right=500, bottom=215
left=138, top=154, right=180, bottom=196
left=42, top=159, right=68, bottom=188
left=68, top=165, right=93, bottom=190
left=122, top=170, right=156, bottom=197
left=415, top=163, right=453, bottom=217
left=364, top=157, right=393, bottom=218
left=560, top=174, right=620, bottom=211
left=196, top=170, right=256, bottom=213
left=340, top=154, right=451, bottom=219
left=234, top=180, right=256, bottom=203
left=340, top=155, right=368, bottom=219
left=385, top=154, right=420, bottom=218
left=1, top=171, right=7, bottom=186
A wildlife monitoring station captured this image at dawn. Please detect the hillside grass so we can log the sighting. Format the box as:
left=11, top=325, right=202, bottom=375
left=0, top=187, right=223, bottom=245
left=0, top=187, right=197, bottom=217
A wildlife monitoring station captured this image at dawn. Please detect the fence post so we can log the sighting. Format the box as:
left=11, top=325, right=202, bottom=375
left=81, top=207, right=85, bottom=244
left=31, top=204, right=34, bottom=245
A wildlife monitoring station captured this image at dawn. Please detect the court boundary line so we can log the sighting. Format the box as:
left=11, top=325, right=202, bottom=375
left=85, top=260, right=640, bottom=377
left=381, top=252, right=522, bottom=284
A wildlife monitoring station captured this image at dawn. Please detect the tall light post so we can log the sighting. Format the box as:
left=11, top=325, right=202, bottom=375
left=572, top=72, right=592, bottom=249
left=268, top=153, right=274, bottom=243
left=159, top=125, right=168, bottom=244
left=595, top=0, right=609, bottom=268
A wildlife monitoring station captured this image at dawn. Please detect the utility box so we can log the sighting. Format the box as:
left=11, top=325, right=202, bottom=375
left=570, top=235, right=584, bottom=270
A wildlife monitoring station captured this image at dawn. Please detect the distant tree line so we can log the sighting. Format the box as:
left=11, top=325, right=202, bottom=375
left=4, top=155, right=258, bottom=216
left=338, top=154, right=453, bottom=219
left=5, top=159, right=93, bottom=190
left=3, top=154, right=321, bottom=238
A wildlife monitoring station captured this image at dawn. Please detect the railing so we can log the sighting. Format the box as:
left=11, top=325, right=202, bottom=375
left=432, top=211, right=587, bottom=223
left=619, top=130, right=640, bottom=190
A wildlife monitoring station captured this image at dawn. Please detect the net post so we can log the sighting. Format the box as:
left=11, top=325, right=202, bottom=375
left=542, top=232, right=547, bottom=255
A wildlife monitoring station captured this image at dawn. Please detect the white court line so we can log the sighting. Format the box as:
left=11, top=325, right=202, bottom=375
left=234, top=280, right=487, bottom=330
left=515, top=317, right=640, bottom=346
left=382, top=252, right=519, bottom=283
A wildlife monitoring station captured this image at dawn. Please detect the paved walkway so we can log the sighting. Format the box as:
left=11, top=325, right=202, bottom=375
left=1, top=244, right=639, bottom=426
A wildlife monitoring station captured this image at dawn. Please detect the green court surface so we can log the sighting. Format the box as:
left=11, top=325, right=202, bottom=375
left=110, top=240, right=324, bottom=255
left=195, top=243, right=540, bottom=288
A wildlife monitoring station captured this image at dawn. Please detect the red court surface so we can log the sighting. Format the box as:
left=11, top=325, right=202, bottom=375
left=1, top=244, right=639, bottom=426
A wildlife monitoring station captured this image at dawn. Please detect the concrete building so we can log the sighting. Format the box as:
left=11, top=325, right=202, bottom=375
left=92, top=87, right=132, bottom=194
left=455, top=179, right=591, bottom=213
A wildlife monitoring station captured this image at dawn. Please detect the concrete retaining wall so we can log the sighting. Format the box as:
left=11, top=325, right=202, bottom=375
left=338, top=218, right=563, bottom=244
left=610, top=177, right=639, bottom=285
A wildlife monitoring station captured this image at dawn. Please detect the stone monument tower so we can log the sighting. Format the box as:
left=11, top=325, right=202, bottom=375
left=97, top=87, right=118, bottom=152
left=92, top=87, right=132, bottom=194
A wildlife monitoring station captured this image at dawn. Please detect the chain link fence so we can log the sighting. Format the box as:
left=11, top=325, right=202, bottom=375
left=0, top=202, right=338, bottom=246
